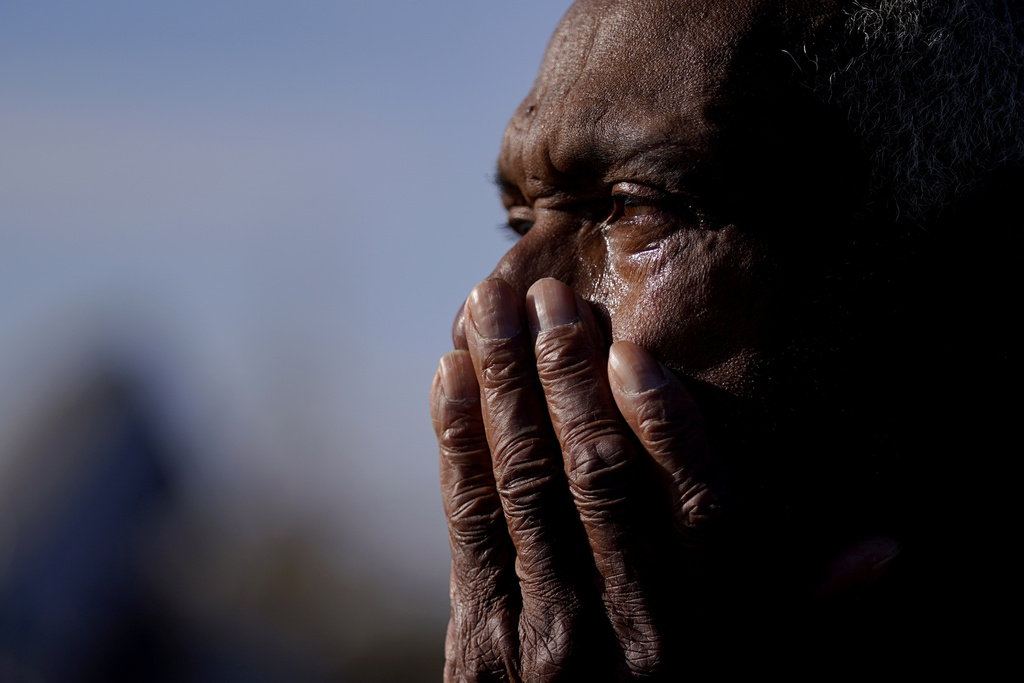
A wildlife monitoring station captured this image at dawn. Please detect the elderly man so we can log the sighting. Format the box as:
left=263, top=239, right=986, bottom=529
left=431, top=0, right=1021, bottom=678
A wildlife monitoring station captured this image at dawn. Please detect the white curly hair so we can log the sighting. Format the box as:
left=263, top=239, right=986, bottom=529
left=819, top=0, right=1024, bottom=221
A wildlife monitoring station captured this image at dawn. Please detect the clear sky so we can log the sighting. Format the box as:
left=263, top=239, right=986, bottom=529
left=0, top=0, right=575, bottom=623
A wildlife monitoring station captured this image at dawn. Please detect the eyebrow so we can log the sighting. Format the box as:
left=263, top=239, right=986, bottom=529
left=491, top=140, right=712, bottom=203
left=614, top=139, right=705, bottom=179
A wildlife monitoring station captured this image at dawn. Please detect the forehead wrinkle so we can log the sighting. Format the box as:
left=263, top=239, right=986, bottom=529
left=539, top=3, right=736, bottom=148
left=533, top=90, right=715, bottom=189
left=501, top=0, right=798, bottom=202
left=573, top=0, right=757, bottom=97
left=498, top=2, right=611, bottom=201
left=518, top=32, right=706, bottom=191
left=530, top=0, right=608, bottom=116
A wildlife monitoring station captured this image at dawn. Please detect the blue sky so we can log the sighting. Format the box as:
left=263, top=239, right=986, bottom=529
left=0, top=0, right=575, bottom=614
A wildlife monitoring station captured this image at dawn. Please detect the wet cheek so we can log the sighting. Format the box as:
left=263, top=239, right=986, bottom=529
left=572, top=236, right=613, bottom=303
left=602, top=233, right=705, bottom=351
left=602, top=230, right=760, bottom=379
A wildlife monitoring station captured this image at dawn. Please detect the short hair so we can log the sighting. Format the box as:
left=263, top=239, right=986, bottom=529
left=815, top=0, right=1024, bottom=222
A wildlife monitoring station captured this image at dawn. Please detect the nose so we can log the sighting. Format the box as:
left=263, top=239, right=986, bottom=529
left=450, top=227, right=575, bottom=349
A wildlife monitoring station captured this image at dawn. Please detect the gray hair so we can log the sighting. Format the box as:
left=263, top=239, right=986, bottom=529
left=818, top=0, right=1024, bottom=222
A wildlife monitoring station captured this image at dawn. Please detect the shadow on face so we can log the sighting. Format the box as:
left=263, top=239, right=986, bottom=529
left=456, top=0, right=867, bottom=405
left=449, top=0, right=1024, bottom=661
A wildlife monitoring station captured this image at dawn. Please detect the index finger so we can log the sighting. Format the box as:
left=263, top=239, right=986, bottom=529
left=526, top=278, right=670, bottom=677
left=463, top=279, right=592, bottom=679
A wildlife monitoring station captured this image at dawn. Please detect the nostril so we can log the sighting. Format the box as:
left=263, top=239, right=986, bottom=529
left=451, top=299, right=469, bottom=350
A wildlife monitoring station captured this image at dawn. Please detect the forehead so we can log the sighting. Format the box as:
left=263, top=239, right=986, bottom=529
left=499, top=0, right=841, bottom=192
left=536, top=0, right=757, bottom=105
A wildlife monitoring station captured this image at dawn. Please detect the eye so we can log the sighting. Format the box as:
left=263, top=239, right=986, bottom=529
left=605, top=182, right=675, bottom=226
left=613, top=193, right=664, bottom=220
left=506, top=218, right=534, bottom=236
left=602, top=182, right=700, bottom=254
left=505, top=206, right=535, bottom=237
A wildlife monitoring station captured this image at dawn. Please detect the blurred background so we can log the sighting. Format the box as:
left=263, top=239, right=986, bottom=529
left=0, top=1, right=573, bottom=680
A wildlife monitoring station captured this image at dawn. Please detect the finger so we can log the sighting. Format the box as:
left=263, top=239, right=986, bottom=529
left=607, top=341, right=726, bottom=547
left=464, top=279, right=589, bottom=679
left=433, top=351, right=518, bottom=682
left=526, top=278, right=665, bottom=677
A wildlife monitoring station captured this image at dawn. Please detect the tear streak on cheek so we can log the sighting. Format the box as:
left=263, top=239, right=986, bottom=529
left=602, top=242, right=678, bottom=346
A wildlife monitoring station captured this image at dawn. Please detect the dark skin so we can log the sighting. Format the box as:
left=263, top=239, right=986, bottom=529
left=430, top=0, right=914, bottom=679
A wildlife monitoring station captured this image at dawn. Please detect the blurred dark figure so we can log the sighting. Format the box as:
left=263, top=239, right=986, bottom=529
left=0, top=367, right=311, bottom=682
left=0, top=360, right=443, bottom=682
left=0, top=369, right=184, bottom=681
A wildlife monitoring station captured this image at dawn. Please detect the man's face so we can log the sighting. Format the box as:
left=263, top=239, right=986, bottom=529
left=457, top=0, right=860, bottom=404
left=435, top=4, right=906, bottom=675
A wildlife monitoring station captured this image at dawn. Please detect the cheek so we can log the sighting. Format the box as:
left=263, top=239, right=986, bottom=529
left=600, top=227, right=775, bottom=392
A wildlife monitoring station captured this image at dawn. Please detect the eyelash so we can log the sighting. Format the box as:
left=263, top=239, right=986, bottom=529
left=606, top=193, right=667, bottom=223
left=504, top=218, right=534, bottom=237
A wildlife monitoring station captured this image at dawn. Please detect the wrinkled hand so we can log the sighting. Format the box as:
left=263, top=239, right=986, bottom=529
left=431, top=278, right=726, bottom=681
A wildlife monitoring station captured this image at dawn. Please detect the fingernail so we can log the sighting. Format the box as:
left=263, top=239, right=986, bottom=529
left=609, top=341, right=668, bottom=393
left=467, top=280, right=520, bottom=339
left=439, top=351, right=479, bottom=401
left=526, top=278, right=578, bottom=331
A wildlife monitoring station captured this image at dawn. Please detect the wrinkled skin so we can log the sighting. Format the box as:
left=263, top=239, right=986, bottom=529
left=434, top=281, right=725, bottom=680
left=430, top=0, right=909, bottom=679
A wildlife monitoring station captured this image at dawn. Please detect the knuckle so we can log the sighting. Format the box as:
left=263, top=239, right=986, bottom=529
left=435, top=393, right=488, bottom=462
left=439, top=413, right=488, bottom=454
left=446, top=485, right=503, bottom=538
left=625, top=398, right=726, bottom=544
left=492, top=437, right=560, bottom=498
left=622, top=637, right=663, bottom=679
left=491, top=434, right=548, bottom=474
left=476, top=344, right=533, bottom=391
left=556, top=415, right=621, bottom=455
left=632, top=411, right=677, bottom=451
left=487, top=429, right=563, bottom=520
left=519, top=603, right=580, bottom=681
left=483, top=425, right=565, bottom=528
left=533, top=325, right=613, bottom=428
left=446, top=593, right=520, bottom=682
left=454, top=550, right=515, bottom=595
left=672, top=483, right=730, bottom=545
left=535, top=351, right=592, bottom=389
left=565, top=438, right=638, bottom=499
left=634, top=402, right=709, bottom=459
left=533, top=327, right=593, bottom=386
